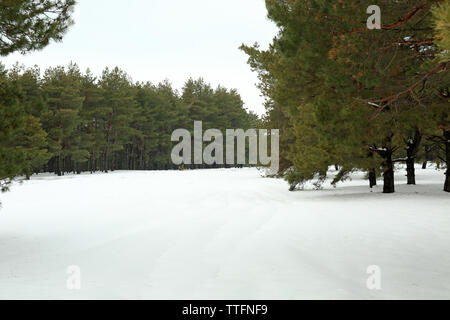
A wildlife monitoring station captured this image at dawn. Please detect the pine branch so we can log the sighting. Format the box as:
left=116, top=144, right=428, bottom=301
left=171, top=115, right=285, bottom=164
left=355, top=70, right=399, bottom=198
left=369, top=61, right=449, bottom=115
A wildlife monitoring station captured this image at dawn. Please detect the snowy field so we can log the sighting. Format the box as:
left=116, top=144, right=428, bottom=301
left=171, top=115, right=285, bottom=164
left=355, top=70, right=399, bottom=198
left=0, top=167, right=449, bottom=300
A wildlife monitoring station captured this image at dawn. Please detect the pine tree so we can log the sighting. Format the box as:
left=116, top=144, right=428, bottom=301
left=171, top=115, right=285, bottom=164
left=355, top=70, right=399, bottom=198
left=41, top=63, right=85, bottom=175
left=0, top=0, right=76, bottom=200
left=7, top=64, right=50, bottom=176
left=429, top=1, right=450, bottom=192
left=0, top=0, right=76, bottom=56
left=79, top=69, right=104, bottom=173
left=242, top=0, right=449, bottom=193
left=0, top=64, right=48, bottom=195
left=97, top=67, right=139, bottom=172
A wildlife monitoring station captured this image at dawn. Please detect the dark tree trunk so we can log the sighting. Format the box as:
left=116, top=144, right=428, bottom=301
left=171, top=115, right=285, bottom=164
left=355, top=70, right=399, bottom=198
left=422, top=161, right=427, bottom=169
left=370, top=141, right=395, bottom=193
left=444, top=130, right=450, bottom=193
left=383, top=150, right=395, bottom=194
left=384, top=171, right=395, bottom=193
left=405, top=128, right=422, bottom=185
left=369, top=169, right=377, bottom=188
left=445, top=170, right=450, bottom=193
left=103, top=150, right=108, bottom=173
left=56, top=155, right=62, bottom=176
left=422, top=144, right=431, bottom=169
left=406, top=157, right=416, bottom=185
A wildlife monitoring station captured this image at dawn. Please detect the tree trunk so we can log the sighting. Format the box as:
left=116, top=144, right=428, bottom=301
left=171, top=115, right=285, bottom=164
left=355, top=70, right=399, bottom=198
left=405, top=128, right=421, bottom=185
left=444, top=130, right=450, bottom=193
left=383, top=150, right=395, bottom=194
left=370, top=141, right=395, bottom=193
left=422, top=144, right=431, bottom=169
left=406, top=157, right=416, bottom=185
left=445, top=169, right=450, bottom=193
left=56, top=155, right=62, bottom=176
left=103, top=150, right=108, bottom=173
left=369, top=169, right=377, bottom=188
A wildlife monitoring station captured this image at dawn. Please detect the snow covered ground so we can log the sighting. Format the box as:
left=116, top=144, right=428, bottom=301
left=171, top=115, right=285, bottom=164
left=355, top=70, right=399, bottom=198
left=0, top=167, right=449, bottom=299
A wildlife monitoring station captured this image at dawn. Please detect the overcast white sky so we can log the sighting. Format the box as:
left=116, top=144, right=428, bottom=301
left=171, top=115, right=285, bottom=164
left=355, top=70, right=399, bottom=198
left=1, top=0, right=277, bottom=115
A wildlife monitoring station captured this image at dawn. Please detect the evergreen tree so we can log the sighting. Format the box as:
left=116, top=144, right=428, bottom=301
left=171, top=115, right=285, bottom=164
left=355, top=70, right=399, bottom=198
left=242, top=0, right=449, bottom=193
left=0, top=0, right=76, bottom=200
left=79, top=69, right=104, bottom=173
left=429, top=1, right=450, bottom=191
left=41, top=63, right=85, bottom=175
left=0, top=64, right=48, bottom=194
left=0, top=0, right=76, bottom=56
left=97, top=67, right=139, bottom=172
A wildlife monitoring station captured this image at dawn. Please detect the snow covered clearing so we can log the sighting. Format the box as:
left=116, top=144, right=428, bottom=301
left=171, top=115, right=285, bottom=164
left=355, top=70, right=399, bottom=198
left=0, top=167, right=449, bottom=299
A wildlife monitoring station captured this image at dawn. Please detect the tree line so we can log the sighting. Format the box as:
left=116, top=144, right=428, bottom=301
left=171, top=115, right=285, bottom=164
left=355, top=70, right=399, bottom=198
left=0, top=62, right=258, bottom=185
left=241, top=0, right=449, bottom=193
